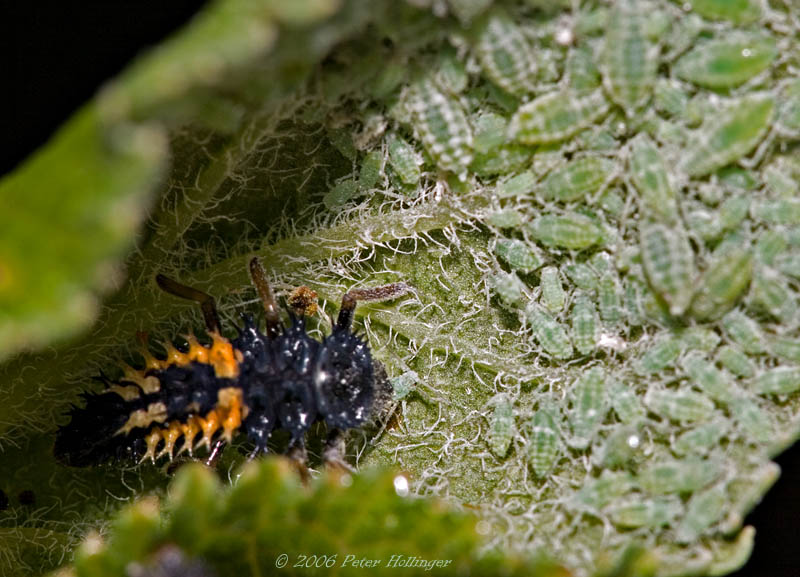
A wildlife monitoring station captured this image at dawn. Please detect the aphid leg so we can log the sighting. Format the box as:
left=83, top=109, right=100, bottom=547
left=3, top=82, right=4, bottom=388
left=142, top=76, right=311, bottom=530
left=335, top=282, right=412, bottom=331
left=249, top=257, right=282, bottom=338
left=322, top=429, right=356, bottom=473
left=156, top=274, right=221, bottom=334
left=204, top=439, right=227, bottom=468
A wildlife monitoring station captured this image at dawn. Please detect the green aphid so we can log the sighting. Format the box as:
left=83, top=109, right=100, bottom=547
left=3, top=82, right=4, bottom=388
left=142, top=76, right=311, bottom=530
left=716, top=345, right=755, bottom=378
left=599, top=188, right=626, bottom=217
left=682, top=94, right=774, bottom=178
left=685, top=206, right=722, bottom=242
left=358, top=150, right=383, bottom=191
left=689, top=247, right=752, bottom=321
left=675, top=0, right=761, bottom=24
left=407, top=77, right=473, bottom=176
left=751, top=270, right=797, bottom=321
left=637, top=336, right=682, bottom=375
left=370, top=59, right=407, bottom=100
left=568, top=367, right=607, bottom=450
left=472, top=112, right=508, bottom=154
left=644, top=388, right=715, bottom=424
left=447, top=0, right=492, bottom=25
left=717, top=165, right=761, bottom=191
left=678, top=327, right=721, bottom=354
left=490, top=271, right=526, bottom=310
left=672, top=420, right=731, bottom=457
left=571, top=293, right=599, bottom=355
left=527, top=213, right=604, bottom=250
left=608, top=497, right=683, bottom=529
left=595, top=425, right=644, bottom=469
left=571, top=471, right=635, bottom=512
left=602, top=0, right=657, bottom=117
left=486, top=209, right=525, bottom=229
left=566, top=43, right=602, bottom=93
left=720, top=462, right=780, bottom=536
left=718, top=195, right=750, bottom=233
left=488, top=394, right=515, bottom=458
left=496, top=171, right=536, bottom=198
left=628, top=134, right=679, bottom=224
left=721, top=310, right=766, bottom=355
left=327, top=126, right=357, bottom=161
left=654, top=79, right=688, bottom=118
left=681, top=351, right=737, bottom=404
left=647, top=117, right=687, bottom=148
left=323, top=179, right=360, bottom=210
left=729, top=396, right=774, bottom=444
left=776, top=79, right=800, bottom=138
left=525, top=304, right=573, bottom=359
left=751, top=199, right=800, bottom=225
left=609, top=380, right=645, bottom=425
left=664, top=13, right=705, bottom=64
left=495, top=238, right=542, bottom=273
left=763, top=164, right=799, bottom=198
left=527, top=407, right=560, bottom=478
left=598, top=272, right=622, bottom=327
left=540, top=156, right=616, bottom=203
left=387, top=134, right=421, bottom=186
left=676, top=484, right=728, bottom=544
left=755, top=231, right=788, bottom=266
left=674, top=32, right=777, bottom=89
left=539, top=266, right=566, bottom=313
left=471, top=144, right=535, bottom=177
left=752, top=367, right=800, bottom=396
left=577, top=126, right=619, bottom=153
left=588, top=251, right=612, bottom=275
left=777, top=253, right=800, bottom=281
left=391, top=371, right=420, bottom=401
left=623, top=276, right=646, bottom=327
left=770, top=337, right=800, bottom=364
left=639, top=222, right=695, bottom=316
left=643, top=9, right=673, bottom=41
left=435, top=47, right=469, bottom=94
left=563, top=262, right=598, bottom=291
left=509, top=89, right=610, bottom=145
left=575, top=6, right=609, bottom=37
left=474, top=9, right=537, bottom=96
left=531, top=142, right=570, bottom=176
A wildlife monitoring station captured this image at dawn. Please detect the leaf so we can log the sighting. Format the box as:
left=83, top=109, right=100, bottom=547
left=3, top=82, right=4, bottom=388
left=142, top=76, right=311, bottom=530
left=70, top=459, right=564, bottom=577
left=0, top=108, right=166, bottom=362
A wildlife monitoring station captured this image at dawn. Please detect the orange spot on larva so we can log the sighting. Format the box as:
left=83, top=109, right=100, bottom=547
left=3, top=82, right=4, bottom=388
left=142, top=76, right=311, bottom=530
left=185, top=333, right=210, bottom=364
left=208, top=333, right=239, bottom=379
left=217, top=388, right=244, bottom=443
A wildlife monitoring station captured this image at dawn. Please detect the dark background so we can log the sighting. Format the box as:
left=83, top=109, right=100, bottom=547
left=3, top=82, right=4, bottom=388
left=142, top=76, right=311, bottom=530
left=2, top=2, right=800, bottom=575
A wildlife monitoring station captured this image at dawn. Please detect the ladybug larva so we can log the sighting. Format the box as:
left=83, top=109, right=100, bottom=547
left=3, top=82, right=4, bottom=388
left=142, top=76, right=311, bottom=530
left=54, top=258, right=410, bottom=470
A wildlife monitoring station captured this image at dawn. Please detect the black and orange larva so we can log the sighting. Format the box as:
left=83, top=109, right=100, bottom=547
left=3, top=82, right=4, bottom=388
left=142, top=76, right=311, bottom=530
left=54, top=258, right=410, bottom=468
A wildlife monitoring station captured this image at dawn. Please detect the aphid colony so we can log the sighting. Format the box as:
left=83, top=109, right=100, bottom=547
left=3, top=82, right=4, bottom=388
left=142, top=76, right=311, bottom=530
left=54, top=258, right=409, bottom=468
left=309, top=0, right=800, bottom=567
